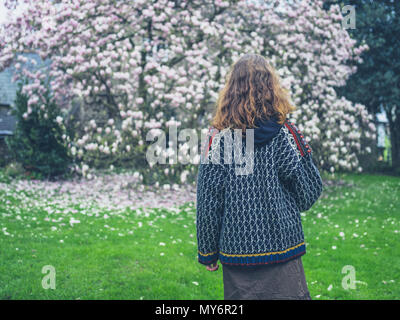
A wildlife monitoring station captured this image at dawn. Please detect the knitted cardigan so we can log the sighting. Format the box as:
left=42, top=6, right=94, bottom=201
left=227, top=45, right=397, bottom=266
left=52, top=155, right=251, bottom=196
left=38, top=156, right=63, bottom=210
left=196, top=119, right=323, bottom=266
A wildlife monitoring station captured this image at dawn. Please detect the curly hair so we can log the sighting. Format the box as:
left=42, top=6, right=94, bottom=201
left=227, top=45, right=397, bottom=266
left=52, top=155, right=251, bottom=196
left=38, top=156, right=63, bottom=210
left=211, top=54, right=296, bottom=132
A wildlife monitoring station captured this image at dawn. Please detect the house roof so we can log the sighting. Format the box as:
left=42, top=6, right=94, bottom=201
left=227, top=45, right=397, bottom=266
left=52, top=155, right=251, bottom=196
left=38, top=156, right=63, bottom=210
left=0, top=66, right=19, bottom=107
left=0, top=52, right=49, bottom=107
left=0, top=53, right=51, bottom=136
left=0, top=113, right=17, bottom=135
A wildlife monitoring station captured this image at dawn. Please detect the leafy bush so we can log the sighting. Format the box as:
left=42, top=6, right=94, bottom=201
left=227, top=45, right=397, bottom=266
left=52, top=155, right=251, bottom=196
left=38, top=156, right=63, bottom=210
left=5, top=79, right=72, bottom=180
left=0, top=162, right=26, bottom=183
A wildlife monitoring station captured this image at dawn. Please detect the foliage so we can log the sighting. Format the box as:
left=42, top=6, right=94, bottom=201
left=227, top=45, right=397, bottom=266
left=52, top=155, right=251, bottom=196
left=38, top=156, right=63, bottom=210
left=1, top=161, right=25, bottom=181
left=5, top=79, right=73, bottom=179
left=325, top=0, right=400, bottom=169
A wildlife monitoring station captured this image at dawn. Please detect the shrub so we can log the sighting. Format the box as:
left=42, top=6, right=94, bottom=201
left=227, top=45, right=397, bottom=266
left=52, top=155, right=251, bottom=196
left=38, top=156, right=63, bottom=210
left=5, top=79, right=72, bottom=180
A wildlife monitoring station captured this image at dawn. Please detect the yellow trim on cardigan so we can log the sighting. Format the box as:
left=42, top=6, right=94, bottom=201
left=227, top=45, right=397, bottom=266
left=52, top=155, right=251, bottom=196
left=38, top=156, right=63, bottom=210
left=198, top=250, right=218, bottom=256
left=198, top=242, right=305, bottom=258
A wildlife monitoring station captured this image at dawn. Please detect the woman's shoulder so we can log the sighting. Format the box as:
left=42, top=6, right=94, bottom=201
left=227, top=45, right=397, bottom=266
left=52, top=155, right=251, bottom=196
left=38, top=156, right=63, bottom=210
left=279, top=119, right=312, bottom=157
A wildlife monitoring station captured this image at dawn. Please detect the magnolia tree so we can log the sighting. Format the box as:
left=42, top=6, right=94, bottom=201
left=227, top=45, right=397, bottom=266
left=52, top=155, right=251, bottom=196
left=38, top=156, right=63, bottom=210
left=0, top=0, right=375, bottom=184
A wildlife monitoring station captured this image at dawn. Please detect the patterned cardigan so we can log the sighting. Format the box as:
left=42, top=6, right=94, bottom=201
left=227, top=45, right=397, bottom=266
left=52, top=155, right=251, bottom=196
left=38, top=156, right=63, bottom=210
left=196, top=119, right=323, bottom=266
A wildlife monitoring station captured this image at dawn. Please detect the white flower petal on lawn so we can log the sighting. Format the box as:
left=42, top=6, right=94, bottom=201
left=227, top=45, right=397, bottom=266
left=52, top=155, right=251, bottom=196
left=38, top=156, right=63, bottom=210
left=69, top=217, right=81, bottom=227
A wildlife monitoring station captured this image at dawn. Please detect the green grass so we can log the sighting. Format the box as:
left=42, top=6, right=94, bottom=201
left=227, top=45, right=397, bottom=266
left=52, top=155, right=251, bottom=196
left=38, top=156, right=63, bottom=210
left=0, top=173, right=399, bottom=300
left=303, top=173, right=400, bottom=299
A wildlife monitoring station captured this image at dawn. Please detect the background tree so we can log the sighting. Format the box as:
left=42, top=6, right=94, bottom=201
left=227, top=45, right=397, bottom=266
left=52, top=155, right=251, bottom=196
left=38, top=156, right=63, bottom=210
left=5, top=79, right=72, bottom=179
left=325, top=0, right=400, bottom=170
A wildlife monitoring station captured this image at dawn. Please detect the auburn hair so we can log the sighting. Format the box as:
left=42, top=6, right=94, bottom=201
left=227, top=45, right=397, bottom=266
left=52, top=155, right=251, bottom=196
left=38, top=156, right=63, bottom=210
left=211, top=54, right=296, bottom=132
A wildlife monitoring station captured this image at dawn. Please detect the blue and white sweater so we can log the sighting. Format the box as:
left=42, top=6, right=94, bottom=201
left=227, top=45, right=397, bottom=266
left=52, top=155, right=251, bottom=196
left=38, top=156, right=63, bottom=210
left=196, top=116, right=323, bottom=266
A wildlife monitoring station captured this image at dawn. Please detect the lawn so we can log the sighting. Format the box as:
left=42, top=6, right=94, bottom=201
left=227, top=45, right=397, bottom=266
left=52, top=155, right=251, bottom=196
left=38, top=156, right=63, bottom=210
left=0, top=172, right=399, bottom=300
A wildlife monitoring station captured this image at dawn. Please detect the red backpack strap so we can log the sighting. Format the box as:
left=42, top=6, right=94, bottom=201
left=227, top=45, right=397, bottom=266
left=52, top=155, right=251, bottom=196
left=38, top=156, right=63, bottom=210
left=284, top=120, right=312, bottom=157
left=201, top=126, right=219, bottom=160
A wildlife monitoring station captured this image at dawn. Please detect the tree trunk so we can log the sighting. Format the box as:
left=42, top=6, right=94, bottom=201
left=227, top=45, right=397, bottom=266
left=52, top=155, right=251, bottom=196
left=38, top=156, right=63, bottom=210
left=386, top=107, right=400, bottom=170
left=390, top=125, right=400, bottom=170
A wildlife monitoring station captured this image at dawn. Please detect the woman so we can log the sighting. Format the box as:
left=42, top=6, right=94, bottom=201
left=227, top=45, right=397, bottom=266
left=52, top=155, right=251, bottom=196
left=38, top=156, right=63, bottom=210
left=196, top=54, right=323, bottom=300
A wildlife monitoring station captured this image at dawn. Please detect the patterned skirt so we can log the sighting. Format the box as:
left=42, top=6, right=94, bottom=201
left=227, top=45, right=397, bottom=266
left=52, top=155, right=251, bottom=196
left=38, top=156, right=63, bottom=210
left=222, top=256, right=311, bottom=300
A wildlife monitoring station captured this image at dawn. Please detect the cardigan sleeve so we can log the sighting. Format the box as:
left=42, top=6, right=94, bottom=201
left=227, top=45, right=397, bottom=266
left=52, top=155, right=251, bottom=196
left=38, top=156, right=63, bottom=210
left=196, top=130, right=226, bottom=265
left=277, top=125, right=323, bottom=212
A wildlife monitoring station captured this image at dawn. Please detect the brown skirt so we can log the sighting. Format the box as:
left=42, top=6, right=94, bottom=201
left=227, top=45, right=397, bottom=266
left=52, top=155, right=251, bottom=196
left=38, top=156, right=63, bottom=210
left=222, top=256, right=311, bottom=300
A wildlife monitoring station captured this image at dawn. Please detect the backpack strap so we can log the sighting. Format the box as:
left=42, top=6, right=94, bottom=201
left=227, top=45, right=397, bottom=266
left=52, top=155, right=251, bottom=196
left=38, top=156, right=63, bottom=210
left=201, top=126, right=219, bottom=160
left=284, top=120, right=312, bottom=157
